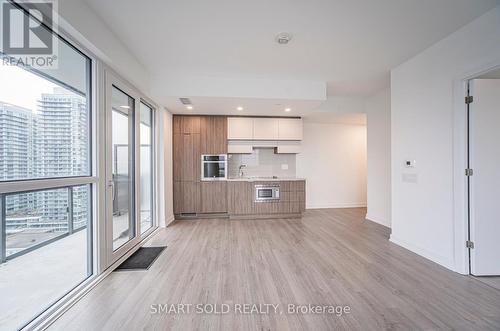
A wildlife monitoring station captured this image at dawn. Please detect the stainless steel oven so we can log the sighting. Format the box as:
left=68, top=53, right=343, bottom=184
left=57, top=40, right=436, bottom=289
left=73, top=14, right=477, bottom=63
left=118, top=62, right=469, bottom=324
left=201, top=154, right=227, bottom=180
left=255, top=184, right=280, bottom=202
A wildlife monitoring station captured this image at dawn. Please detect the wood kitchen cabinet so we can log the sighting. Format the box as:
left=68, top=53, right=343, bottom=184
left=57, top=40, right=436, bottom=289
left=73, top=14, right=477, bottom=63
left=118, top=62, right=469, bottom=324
left=174, top=181, right=201, bottom=214
left=173, top=115, right=200, bottom=134
left=227, top=182, right=253, bottom=215
left=173, top=115, right=202, bottom=215
left=200, top=116, right=227, bottom=154
left=182, top=133, right=200, bottom=181
left=174, top=115, right=229, bottom=216
left=173, top=131, right=200, bottom=182
left=201, top=182, right=227, bottom=213
left=227, top=180, right=306, bottom=217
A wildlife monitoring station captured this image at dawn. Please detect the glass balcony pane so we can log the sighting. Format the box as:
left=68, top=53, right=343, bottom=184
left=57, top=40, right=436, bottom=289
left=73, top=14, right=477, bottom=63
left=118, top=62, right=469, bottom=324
left=5, top=187, right=69, bottom=257
left=0, top=185, right=92, bottom=331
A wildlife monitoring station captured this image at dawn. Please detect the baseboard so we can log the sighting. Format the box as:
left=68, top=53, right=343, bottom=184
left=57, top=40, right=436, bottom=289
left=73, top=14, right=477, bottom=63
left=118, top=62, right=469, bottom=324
left=165, top=214, right=175, bottom=227
left=229, top=213, right=302, bottom=220
left=389, top=234, right=455, bottom=271
left=306, top=202, right=367, bottom=209
left=365, top=213, right=391, bottom=228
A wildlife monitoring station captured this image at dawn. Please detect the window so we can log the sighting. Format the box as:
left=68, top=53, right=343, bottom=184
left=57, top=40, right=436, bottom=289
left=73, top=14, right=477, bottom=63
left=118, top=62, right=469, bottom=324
left=140, top=102, right=154, bottom=234
left=0, top=5, right=93, bottom=330
left=0, top=60, right=90, bottom=182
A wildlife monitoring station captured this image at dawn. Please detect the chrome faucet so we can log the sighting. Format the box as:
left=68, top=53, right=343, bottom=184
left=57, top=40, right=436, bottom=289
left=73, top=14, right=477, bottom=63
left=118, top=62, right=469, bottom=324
left=238, top=164, right=247, bottom=178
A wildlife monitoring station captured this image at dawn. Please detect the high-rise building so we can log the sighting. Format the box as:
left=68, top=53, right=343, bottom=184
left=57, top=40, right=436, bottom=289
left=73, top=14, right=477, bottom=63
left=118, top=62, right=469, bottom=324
left=0, top=103, right=37, bottom=229
left=36, top=88, right=89, bottom=230
left=0, top=102, right=35, bottom=181
left=0, top=88, right=89, bottom=241
left=37, top=87, right=88, bottom=178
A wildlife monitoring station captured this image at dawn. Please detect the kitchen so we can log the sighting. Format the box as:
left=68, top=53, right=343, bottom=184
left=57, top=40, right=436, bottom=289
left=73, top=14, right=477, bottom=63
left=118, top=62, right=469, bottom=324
left=173, top=115, right=306, bottom=219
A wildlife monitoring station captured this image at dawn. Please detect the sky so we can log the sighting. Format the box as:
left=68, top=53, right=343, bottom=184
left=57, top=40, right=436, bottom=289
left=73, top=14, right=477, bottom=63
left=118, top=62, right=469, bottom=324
left=0, top=64, right=57, bottom=111
left=1, top=62, right=150, bottom=143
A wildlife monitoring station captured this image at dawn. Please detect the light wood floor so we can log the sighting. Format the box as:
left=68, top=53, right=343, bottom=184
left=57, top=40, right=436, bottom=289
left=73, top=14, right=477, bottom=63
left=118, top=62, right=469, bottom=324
left=475, top=276, right=500, bottom=292
left=49, top=208, right=500, bottom=331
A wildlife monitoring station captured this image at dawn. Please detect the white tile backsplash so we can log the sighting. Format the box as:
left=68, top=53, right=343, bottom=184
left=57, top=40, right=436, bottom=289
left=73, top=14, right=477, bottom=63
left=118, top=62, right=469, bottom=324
left=228, top=148, right=296, bottom=178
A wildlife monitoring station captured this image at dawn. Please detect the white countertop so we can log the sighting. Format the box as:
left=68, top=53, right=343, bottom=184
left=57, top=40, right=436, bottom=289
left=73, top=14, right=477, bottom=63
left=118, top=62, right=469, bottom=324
left=226, top=177, right=306, bottom=182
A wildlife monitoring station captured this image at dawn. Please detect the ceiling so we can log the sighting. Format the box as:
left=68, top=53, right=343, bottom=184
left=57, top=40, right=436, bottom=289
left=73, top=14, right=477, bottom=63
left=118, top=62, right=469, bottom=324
left=305, top=112, right=367, bottom=126
left=477, top=67, right=500, bottom=79
left=166, top=96, right=324, bottom=117
left=84, top=0, right=499, bottom=118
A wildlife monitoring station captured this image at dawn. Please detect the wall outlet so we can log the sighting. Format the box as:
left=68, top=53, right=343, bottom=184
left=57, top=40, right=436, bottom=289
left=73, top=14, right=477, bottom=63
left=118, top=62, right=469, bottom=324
left=281, top=164, right=289, bottom=170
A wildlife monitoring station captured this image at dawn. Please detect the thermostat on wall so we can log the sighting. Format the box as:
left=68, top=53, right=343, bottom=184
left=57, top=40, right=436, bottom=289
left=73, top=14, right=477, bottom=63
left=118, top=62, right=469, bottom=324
left=405, top=160, right=416, bottom=168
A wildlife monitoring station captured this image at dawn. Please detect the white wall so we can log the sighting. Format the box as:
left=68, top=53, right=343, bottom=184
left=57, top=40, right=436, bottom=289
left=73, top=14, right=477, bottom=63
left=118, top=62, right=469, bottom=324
left=314, top=96, right=366, bottom=114
left=391, top=6, right=500, bottom=272
left=55, top=0, right=174, bottom=227
left=297, top=122, right=367, bottom=209
left=57, top=0, right=151, bottom=95
left=366, top=88, right=391, bottom=227
left=162, top=110, right=174, bottom=226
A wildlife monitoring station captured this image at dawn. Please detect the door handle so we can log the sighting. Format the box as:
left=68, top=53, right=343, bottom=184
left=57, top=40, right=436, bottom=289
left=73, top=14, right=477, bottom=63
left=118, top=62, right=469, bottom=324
left=108, top=180, right=115, bottom=201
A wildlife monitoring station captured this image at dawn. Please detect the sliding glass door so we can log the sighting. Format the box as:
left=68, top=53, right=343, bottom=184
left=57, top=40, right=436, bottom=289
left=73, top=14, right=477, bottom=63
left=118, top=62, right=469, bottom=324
left=110, top=86, right=136, bottom=251
left=105, top=73, right=157, bottom=266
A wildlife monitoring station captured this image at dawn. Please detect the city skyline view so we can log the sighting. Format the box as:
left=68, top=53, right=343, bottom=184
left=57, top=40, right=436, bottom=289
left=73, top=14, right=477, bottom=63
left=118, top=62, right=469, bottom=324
left=0, top=64, right=90, bottom=258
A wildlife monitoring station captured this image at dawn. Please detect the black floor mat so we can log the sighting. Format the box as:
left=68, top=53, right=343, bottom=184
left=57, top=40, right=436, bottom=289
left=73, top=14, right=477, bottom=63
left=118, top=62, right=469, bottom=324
left=115, top=246, right=166, bottom=271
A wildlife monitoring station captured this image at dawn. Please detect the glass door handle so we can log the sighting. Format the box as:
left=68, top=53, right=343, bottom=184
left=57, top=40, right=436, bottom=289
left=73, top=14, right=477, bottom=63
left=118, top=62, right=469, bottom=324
left=108, top=180, right=115, bottom=201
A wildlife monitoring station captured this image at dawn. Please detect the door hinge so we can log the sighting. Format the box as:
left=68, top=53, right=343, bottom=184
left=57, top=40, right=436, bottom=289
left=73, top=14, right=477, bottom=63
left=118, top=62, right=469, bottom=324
left=465, top=168, right=473, bottom=176
left=465, top=96, right=474, bottom=104
left=466, top=240, right=474, bottom=249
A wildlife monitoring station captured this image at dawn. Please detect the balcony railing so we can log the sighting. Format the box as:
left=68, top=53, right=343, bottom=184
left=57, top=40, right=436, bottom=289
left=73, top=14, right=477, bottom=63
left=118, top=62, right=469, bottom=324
left=0, top=186, right=91, bottom=265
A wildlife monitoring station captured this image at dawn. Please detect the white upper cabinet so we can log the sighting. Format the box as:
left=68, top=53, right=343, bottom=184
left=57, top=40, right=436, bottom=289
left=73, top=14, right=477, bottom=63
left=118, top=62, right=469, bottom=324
left=227, top=117, right=253, bottom=140
left=253, top=118, right=279, bottom=140
left=227, top=117, right=302, bottom=141
left=276, top=141, right=301, bottom=154
left=278, top=118, right=303, bottom=140
left=227, top=141, right=253, bottom=154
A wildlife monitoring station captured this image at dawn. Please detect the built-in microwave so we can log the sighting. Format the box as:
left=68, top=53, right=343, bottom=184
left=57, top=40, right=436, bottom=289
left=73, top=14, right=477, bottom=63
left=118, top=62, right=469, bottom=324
left=255, top=184, right=280, bottom=202
left=201, top=154, right=227, bottom=180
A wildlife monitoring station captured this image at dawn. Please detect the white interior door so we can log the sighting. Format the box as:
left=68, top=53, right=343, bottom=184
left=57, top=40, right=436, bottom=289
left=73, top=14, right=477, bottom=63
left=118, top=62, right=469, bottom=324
left=469, top=79, right=500, bottom=276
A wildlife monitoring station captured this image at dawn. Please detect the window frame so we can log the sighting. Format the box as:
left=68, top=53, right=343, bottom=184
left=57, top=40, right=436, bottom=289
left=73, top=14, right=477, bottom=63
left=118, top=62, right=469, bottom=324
left=139, top=100, right=156, bottom=235
left=0, top=3, right=100, bottom=330
left=0, top=5, right=93, bottom=183
left=104, top=70, right=159, bottom=266
left=0, top=40, right=96, bottom=261
left=139, top=98, right=158, bottom=239
left=0, top=2, right=161, bottom=330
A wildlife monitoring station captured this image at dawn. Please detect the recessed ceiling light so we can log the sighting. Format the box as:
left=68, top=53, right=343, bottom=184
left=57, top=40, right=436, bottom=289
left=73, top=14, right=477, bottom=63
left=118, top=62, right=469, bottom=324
left=237, top=106, right=244, bottom=111
left=119, top=105, right=130, bottom=109
left=186, top=105, right=193, bottom=110
left=275, top=32, right=292, bottom=45
left=285, top=108, right=291, bottom=112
